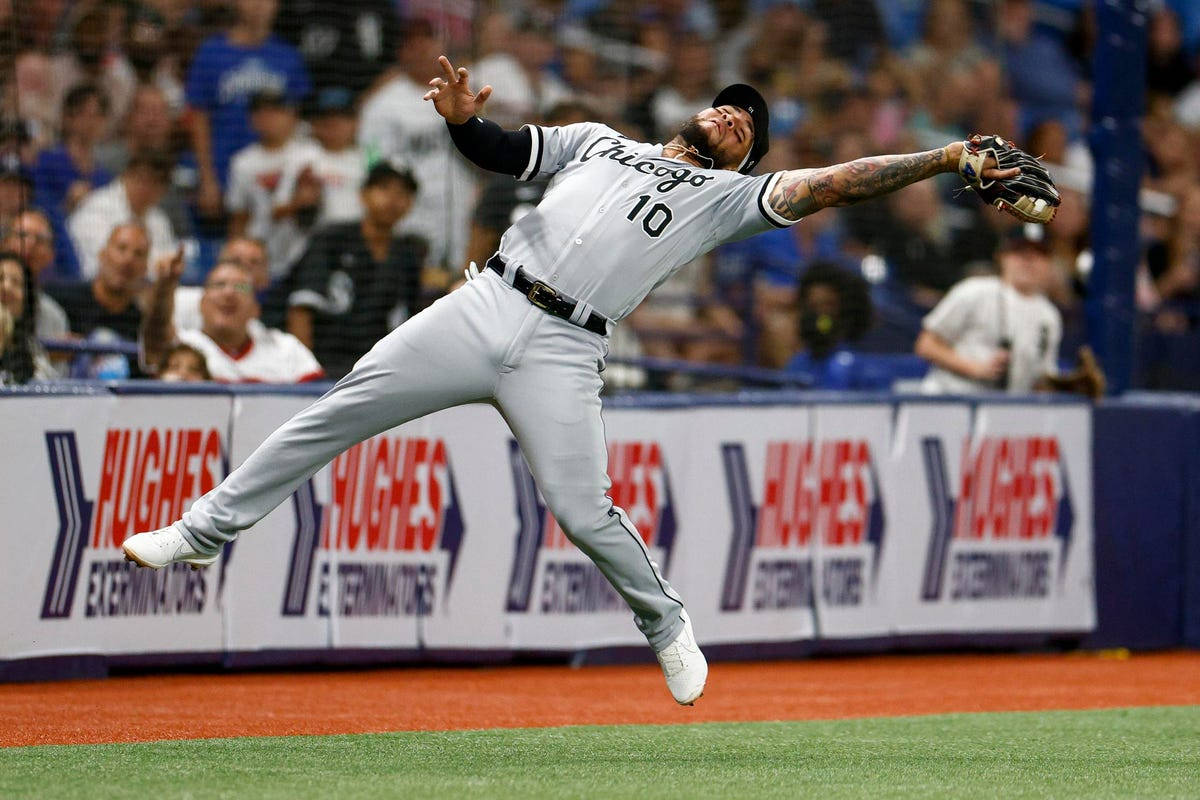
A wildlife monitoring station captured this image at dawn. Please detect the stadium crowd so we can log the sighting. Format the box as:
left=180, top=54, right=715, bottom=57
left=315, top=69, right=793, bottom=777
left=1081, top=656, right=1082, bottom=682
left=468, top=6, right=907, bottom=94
left=0, top=0, right=1196, bottom=390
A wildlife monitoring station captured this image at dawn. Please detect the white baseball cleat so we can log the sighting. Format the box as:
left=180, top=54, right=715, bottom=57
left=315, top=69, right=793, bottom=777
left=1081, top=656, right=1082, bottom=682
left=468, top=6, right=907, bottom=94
left=122, top=525, right=218, bottom=570
left=655, top=614, right=708, bottom=705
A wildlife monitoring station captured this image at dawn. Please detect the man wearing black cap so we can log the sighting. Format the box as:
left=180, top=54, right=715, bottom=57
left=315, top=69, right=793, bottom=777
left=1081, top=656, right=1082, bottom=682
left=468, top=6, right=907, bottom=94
left=916, top=224, right=1062, bottom=394
left=284, top=161, right=425, bottom=379
left=122, top=56, right=1030, bottom=709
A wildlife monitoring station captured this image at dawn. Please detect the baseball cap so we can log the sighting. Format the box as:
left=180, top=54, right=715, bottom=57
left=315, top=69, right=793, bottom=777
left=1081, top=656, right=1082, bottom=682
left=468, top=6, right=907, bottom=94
left=307, top=86, right=357, bottom=117
left=363, top=161, right=419, bottom=194
left=711, top=84, right=770, bottom=174
left=999, top=223, right=1050, bottom=253
left=248, top=88, right=293, bottom=112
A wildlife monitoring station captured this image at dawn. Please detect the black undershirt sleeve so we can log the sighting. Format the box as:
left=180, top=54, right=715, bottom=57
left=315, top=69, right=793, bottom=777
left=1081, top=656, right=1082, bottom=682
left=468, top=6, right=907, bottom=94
left=445, top=116, right=533, bottom=177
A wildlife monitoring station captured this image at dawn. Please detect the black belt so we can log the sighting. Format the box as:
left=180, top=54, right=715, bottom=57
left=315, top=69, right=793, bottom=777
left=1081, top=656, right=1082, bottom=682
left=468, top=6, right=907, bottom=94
left=486, top=255, right=608, bottom=336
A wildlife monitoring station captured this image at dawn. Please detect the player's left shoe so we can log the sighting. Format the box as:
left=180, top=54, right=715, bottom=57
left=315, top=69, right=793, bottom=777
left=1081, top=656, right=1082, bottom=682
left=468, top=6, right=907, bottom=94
left=122, top=525, right=219, bottom=570
left=655, top=613, right=708, bottom=705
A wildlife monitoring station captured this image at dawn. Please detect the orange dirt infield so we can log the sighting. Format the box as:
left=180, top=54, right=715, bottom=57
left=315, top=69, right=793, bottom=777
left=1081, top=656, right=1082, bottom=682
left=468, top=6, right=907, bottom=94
left=2, top=651, right=1198, bottom=747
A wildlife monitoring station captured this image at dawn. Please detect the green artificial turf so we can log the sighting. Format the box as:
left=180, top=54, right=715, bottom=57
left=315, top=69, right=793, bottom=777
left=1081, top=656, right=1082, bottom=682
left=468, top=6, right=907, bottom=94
left=1, top=706, right=1197, bottom=799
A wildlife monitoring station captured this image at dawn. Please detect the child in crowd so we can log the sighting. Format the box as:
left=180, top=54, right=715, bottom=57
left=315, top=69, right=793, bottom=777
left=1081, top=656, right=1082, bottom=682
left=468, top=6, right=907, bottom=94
left=226, top=89, right=320, bottom=280
left=275, top=86, right=368, bottom=228
left=158, top=342, right=211, bottom=382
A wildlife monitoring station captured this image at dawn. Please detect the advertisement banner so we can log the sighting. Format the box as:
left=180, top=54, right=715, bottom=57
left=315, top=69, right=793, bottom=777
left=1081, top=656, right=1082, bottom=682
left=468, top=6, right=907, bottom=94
left=1, top=393, right=231, bottom=660
left=0, top=389, right=1097, bottom=669
left=885, top=401, right=1095, bottom=633
left=682, top=406, right=819, bottom=645
left=809, top=404, right=893, bottom=639
left=224, top=398, right=515, bottom=654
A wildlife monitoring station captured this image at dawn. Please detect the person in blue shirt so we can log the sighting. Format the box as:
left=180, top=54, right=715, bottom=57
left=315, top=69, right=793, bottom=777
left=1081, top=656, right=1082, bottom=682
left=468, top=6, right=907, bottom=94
left=185, top=0, right=310, bottom=220
left=31, top=84, right=110, bottom=281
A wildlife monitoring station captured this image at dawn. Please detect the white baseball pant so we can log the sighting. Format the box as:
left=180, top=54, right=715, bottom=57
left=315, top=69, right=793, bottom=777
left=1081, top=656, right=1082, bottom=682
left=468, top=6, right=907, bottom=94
left=178, top=269, right=686, bottom=649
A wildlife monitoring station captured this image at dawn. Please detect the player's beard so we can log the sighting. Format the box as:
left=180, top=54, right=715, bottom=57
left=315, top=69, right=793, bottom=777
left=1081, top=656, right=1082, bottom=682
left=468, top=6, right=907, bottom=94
left=676, top=116, right=723, bottom=169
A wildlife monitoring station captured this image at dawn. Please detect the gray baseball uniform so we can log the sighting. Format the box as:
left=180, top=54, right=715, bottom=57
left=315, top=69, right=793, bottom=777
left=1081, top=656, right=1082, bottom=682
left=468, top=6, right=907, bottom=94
left=178, top=122, right=798, bottom=649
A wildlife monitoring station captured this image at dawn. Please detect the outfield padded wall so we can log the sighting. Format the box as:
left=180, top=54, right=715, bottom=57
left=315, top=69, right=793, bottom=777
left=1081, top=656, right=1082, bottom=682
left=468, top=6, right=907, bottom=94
left=0, top=384, right=1193, bottom=680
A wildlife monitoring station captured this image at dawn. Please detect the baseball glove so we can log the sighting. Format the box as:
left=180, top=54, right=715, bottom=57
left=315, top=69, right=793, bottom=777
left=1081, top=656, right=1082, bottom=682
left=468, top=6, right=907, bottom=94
left=958, top=134, right=1060, bottom=224
left=1042, top=346, right=1106, bottom=400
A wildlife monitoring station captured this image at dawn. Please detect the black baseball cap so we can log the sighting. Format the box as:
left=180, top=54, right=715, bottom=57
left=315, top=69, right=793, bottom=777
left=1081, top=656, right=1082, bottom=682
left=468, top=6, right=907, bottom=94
left=248, top=87, right=293, bottom=112
left=712, top=84, right=770, bottom=174
left=307, top=86, right=356, bottom=117
left=363, top=161, right=419, bottom=194
left=999, top=223, right=1050, bottom=253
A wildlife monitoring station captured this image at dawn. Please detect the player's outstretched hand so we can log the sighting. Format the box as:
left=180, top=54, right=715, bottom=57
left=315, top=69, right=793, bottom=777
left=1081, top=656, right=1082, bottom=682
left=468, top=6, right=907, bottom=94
left=423, top=56, right=493, bottom=125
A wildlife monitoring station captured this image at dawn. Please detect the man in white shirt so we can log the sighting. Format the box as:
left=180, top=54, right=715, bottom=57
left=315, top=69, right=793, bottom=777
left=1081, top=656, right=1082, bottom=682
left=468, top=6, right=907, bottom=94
left=358, top=20, right=475, bottom=269
left=226, top=89, right=321, bottom=279
left=143, top=256, right=323, bottom=383
left=68, top=151, right=178, bottom=280
left=172, top=236, right=271, bottom=332
left=916, top=224, right=1062, bottom=394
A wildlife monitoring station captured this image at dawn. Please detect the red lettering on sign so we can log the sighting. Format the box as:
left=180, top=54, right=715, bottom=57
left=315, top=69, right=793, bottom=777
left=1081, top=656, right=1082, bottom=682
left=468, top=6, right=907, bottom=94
left=954, top=436, right=1060, bottom=541
left=91, top=428, right=223, bottom=549
left=320, top=436, right=451, bottom=553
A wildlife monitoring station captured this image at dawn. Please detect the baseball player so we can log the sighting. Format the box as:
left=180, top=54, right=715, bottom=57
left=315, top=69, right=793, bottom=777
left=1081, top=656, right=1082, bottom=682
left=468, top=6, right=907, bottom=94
left=123, top=57, right=1057, bottom=705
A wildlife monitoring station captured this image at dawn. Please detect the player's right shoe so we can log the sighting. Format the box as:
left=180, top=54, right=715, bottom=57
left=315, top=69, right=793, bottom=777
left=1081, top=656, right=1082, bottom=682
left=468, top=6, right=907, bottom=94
left=655, top=613, right=708, bottom=705
left=122, top=525, right=219, bottom=570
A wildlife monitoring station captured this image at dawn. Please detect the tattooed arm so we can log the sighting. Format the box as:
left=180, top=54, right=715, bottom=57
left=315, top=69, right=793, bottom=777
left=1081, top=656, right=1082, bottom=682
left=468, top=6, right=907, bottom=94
left=768, top=142, right=1017, bottom=221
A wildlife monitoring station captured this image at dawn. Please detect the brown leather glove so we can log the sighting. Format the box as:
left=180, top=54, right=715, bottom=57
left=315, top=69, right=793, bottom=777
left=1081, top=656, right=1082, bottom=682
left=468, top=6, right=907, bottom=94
left=1041, top=346, right=1106, bottom=400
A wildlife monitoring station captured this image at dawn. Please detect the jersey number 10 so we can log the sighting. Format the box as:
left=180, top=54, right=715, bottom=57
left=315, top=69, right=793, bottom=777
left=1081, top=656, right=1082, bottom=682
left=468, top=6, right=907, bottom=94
left=627, top=195, right=674, bottom=238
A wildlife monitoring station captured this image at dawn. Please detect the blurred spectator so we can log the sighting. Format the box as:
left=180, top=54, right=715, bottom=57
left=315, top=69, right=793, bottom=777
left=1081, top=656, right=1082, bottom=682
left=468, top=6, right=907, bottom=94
left=1026, top=118, right=1093, bottom=192
left=875, top=0, right=930, bottom=51
left=853, top=179, right=963, bottom=300
left=915, top=224, right=1061, bottom=394
left=95, top=84, right=194, bottom=241
left=1144, top=184, right=1200, bottom=312
left=0, top=251, right=53, bottom=383
left=359, top=19, right=475, bottom=270
left=68, top=150, right=178, bottom=279
left=226, top=89, right=319, bottom=279
left=0, top=166, right=32, bottom=229
left=718, top=2, right=809, bottom=88
left=143, top=254, right=323, bottom=383
left=811, top=0, right=886, bottom=68
left=275, top=86, right=367, bottom=229
left=0, top=117, right=36, bottom=173
left=903, top=0, right=986, bottom=75
left=45, top=223, right=149, bottom=378
left=10, top=50, right=60, bottom=153
left=49, top=4, right=138, bottom=142
left=285, top=162, right=425, bottom=379
left=716, top=208, right=856, bottom=367
left=173, top=236, right=272, bottom=332
left=31, top=83, right=113, bottom=277
left=123, top=3, right=187, bottom=113
left=158, top=342, right=211, bottom=382
left=650, top=34, right=718, bottom=141
left=1147, top=7, right=1195, bottom=99
left=626, top=255, right=744, bottom=374
left=1144, top=117, right=1195, bottom=198
left=1, top=209, right=71, bottom=343
left=469, top=10, right=571, bottom=126
left=184, top=0, right=310, bottom=218
left=999, top=0, right=1083, bottom=136
left=783, top=261, right=874, bottom=387
left=274, top=0, right=398, bottom=95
